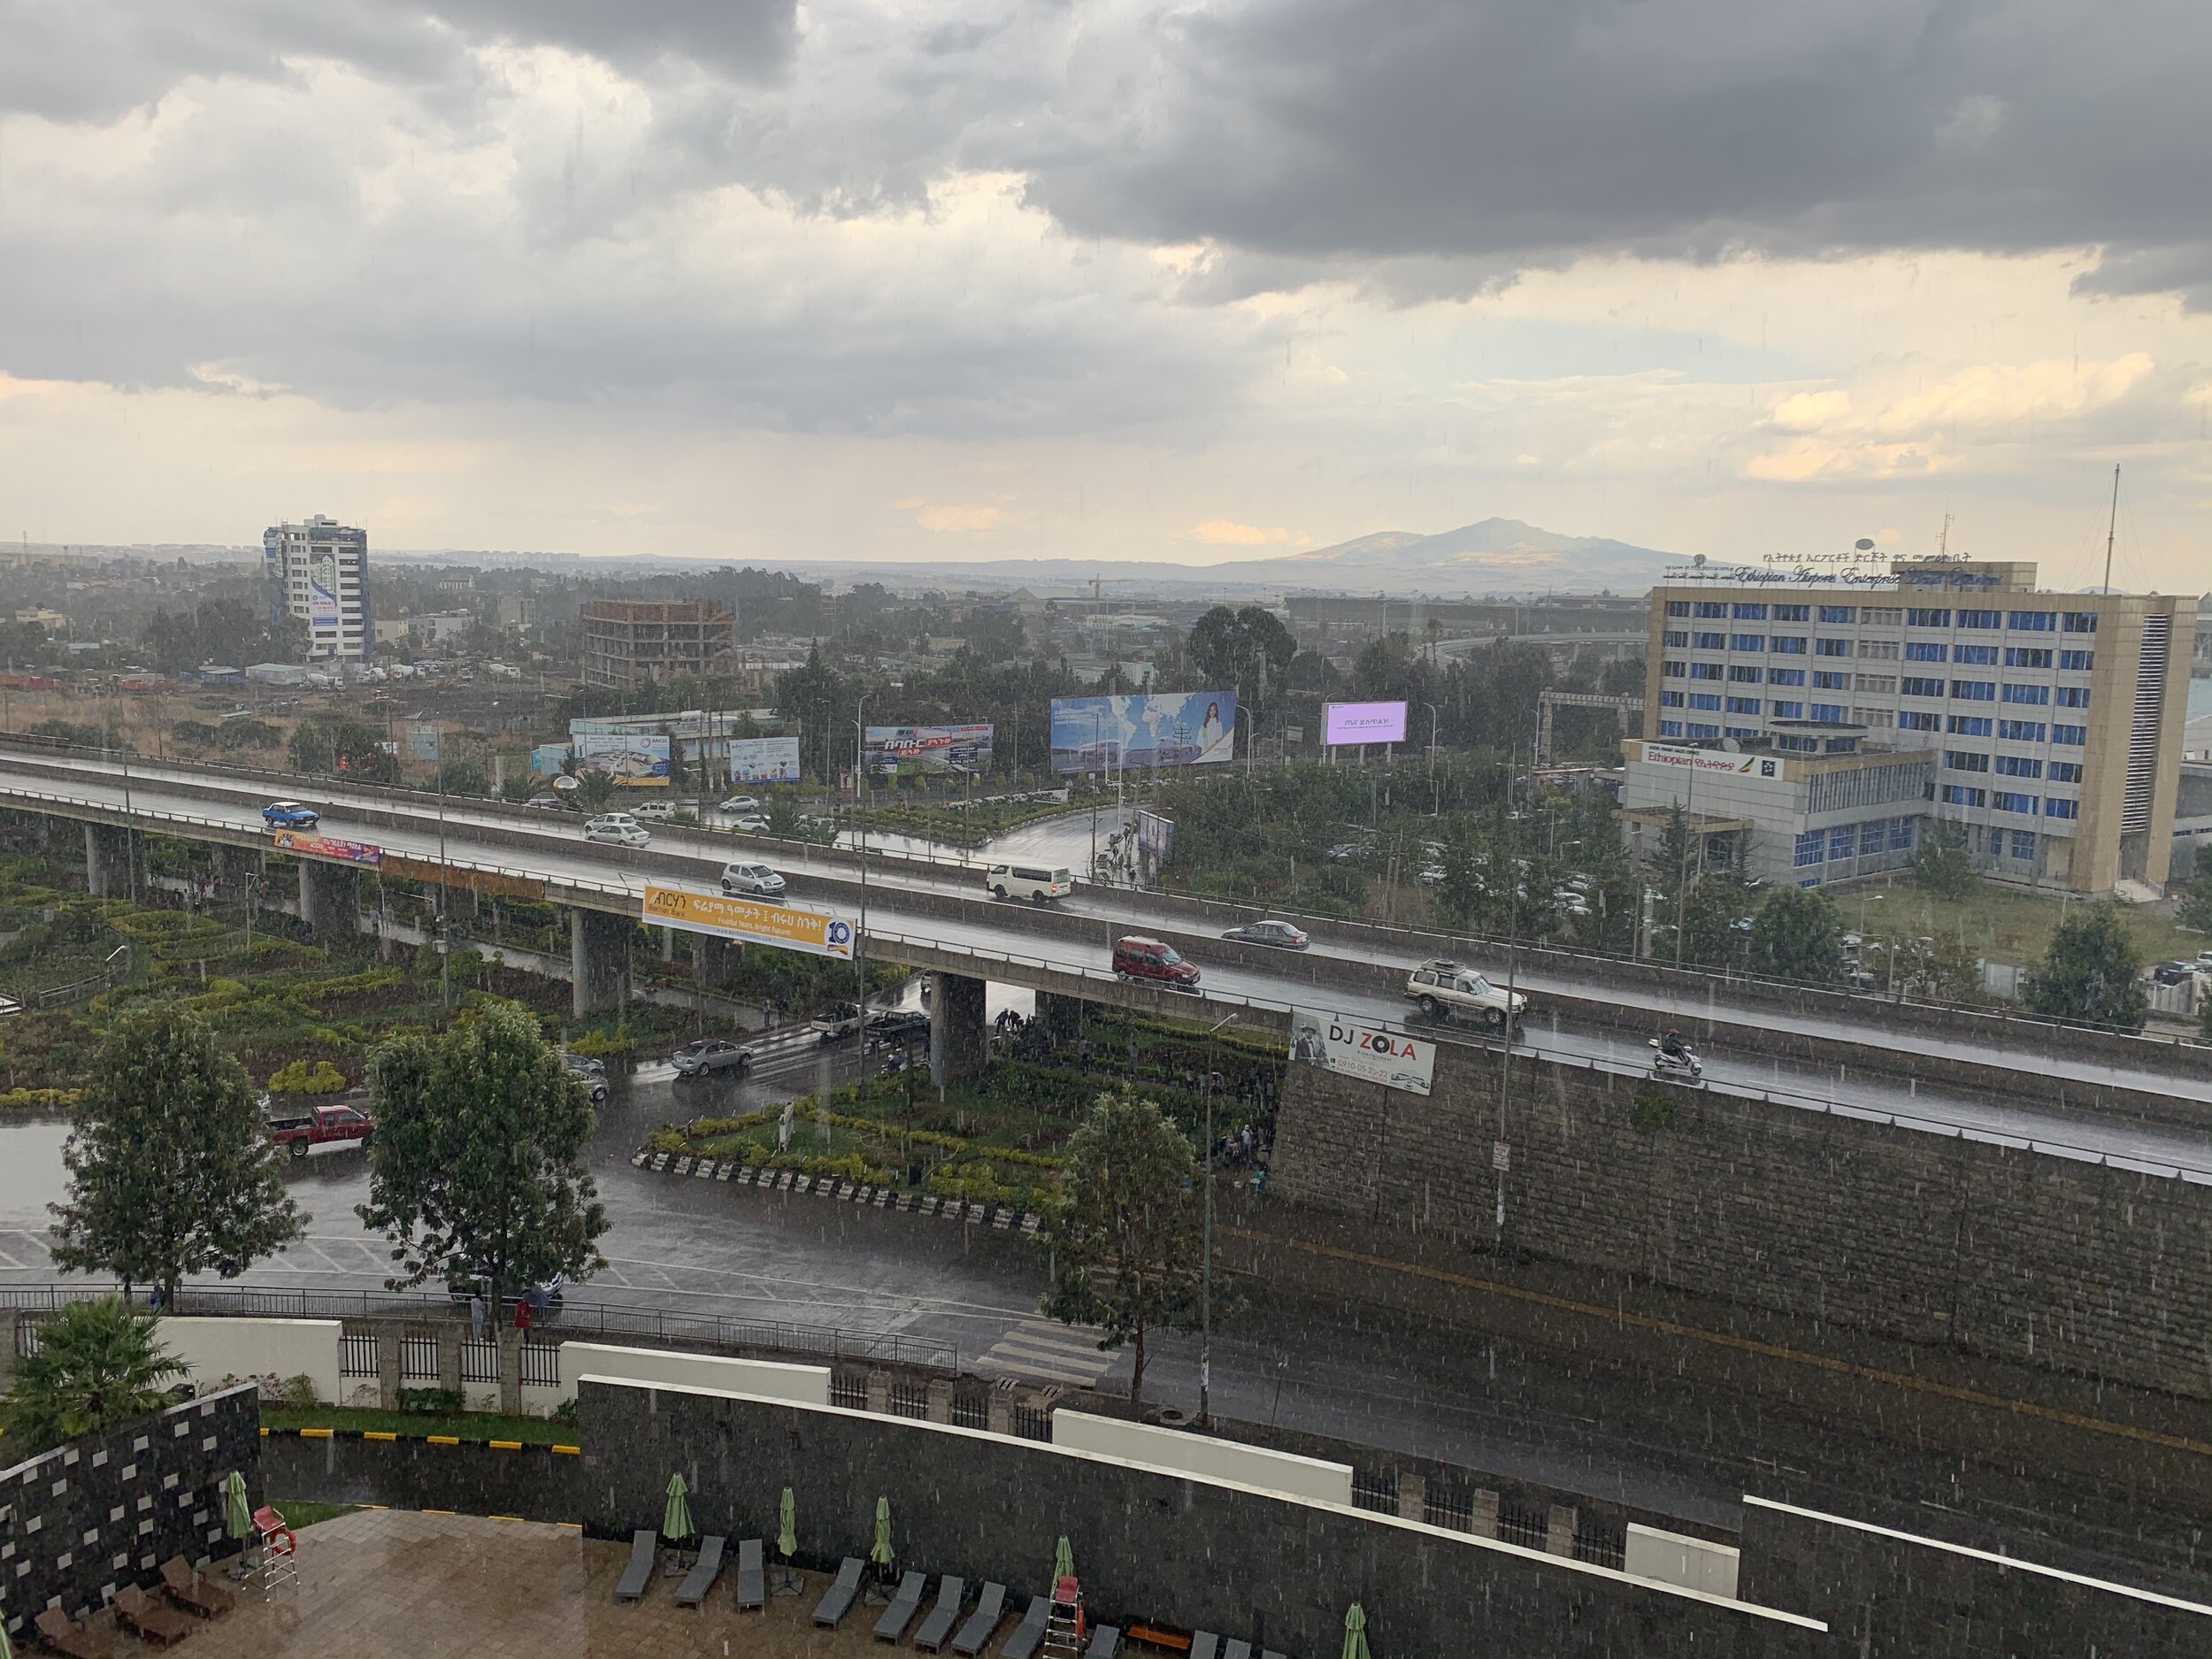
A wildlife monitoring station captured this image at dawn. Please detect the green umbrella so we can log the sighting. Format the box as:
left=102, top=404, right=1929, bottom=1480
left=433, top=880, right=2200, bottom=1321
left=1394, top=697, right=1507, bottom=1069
left=778, top=1488, right=797, bottom=1562
left=1340, top=1602, right=1371, bottom=1659
left=870, top=1497, right=894, bottom=1567
left=0, top=1604, right=14, bottom=1659
left=223, top=1471, right=253, bottom=1540
left=663, top=1473, right=694, bottom=1544
left=1053, top=1536, right=1074, bottom=1581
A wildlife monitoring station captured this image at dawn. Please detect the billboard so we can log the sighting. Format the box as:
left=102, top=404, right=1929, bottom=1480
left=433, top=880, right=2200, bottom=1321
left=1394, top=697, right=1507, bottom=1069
left=724, top=735, right=803, bottom=784
left=574, top=733, right=671, bottom=787
left=863, top=723, right=995, bottom=776
left=405, top=722, right=441, bottom=763
left=1324, top=701, right=1409, bottom=746
left=307, top=553, right=342, bottom=627
left=642, top=884, right=855, bottom=960
left=1287, top=1008, right=1435, bottom=1097
left=1640, top=743, right=1782, bottom=780
left=270, top=828, right=381, bottom=867
left=1049, top=691, right=1236, bottom=773
left=1134, top=809, right=1175, bottom=861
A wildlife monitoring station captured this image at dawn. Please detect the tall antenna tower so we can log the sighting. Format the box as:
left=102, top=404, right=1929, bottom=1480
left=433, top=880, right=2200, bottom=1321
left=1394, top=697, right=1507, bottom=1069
left=2100, top=465, right=2121, bottom=595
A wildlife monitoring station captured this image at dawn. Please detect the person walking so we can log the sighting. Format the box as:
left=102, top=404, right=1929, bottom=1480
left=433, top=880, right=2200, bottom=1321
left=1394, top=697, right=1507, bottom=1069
left=468, top=1293, right=485, bottom=1341
left=1078, top=1036, right=1094, bottom=1074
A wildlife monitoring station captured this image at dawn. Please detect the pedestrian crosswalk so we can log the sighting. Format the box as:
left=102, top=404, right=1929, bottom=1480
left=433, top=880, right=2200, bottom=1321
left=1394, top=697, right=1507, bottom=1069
left=975, top=1320, right=1119, bottom=1387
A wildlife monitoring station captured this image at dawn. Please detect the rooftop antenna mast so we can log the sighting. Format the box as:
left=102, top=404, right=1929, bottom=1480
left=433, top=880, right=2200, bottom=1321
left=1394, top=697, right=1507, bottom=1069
left=1937, top=513, right=1951, bottom=558
left=2101, top=464, right=2121, bottom=595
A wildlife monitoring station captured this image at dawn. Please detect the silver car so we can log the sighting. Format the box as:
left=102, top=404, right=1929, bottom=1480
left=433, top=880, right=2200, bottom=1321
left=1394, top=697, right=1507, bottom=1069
left=672, top=1038, right=755, bottom=1078
left=1222, top=918, right=1310, bottom=950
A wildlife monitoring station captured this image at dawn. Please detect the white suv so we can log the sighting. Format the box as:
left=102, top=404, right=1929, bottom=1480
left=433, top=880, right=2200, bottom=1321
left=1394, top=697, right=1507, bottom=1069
left=720, top=860, right=787, bottom=897
left=1404, top=958, right=1527, bottom=1029
left=584, top=814, right=651, bottom=848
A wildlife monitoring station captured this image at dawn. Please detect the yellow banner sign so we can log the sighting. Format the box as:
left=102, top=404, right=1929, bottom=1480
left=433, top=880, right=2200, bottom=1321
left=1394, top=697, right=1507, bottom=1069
left=642, top=884, right=855, bottom=960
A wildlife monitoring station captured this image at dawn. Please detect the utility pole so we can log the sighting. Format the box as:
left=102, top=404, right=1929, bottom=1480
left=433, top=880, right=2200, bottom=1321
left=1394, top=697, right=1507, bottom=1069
left=1200, top=1011, right=1238, bottom=1430
left=853, top=693, right=871, bottom=1013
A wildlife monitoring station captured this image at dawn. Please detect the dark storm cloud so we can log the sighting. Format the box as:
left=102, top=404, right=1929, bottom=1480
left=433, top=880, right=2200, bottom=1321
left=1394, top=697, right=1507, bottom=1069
left=1002, top=0, right=2212, bottom=297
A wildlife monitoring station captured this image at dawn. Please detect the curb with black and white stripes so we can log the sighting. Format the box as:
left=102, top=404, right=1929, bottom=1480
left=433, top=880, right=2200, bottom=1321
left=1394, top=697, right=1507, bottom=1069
left=630, top=1144, right=1044, bottom=1236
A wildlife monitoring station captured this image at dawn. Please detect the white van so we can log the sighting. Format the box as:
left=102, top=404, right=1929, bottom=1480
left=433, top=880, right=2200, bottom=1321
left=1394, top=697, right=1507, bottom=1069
left=987, top=863, right=1073, bottom=903
left=584, top=814, right=651, bottom=848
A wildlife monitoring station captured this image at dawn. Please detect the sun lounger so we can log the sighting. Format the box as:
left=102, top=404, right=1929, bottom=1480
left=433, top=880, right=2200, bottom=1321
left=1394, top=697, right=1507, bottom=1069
left=734, top=1538, right=765, bottom=1609
left=34, top=1607, right=111, bottom=1659
left=675, top=1535, right=726, bottom=1608
left=1190, top=1635, right=1221, bottom=1659
left=1262, top=1650, right=1286, bottom=1659
left=872, top=1571, right=926, bottom=1641
left=614, top=1530, right=657, bottom=1603
left=113, top=1586, right=194, bottom=1647
left=1087, top=1625, right=1122, bottom=1657
left=159, top=1555, right=234, bottom=1619
left=814, top=1556, right=864, bottom=1626
left=911, top=1575, right=964, bottom=1650
left=1001, top=1594, right=1051, bottom=1659
left=950, top=1580, right=1006, bottom=1655
left=1223, top=1642, right=1250, bottom=1659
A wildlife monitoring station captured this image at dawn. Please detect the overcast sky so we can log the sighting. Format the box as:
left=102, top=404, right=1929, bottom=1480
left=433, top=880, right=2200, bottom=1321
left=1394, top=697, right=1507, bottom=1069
left=2, top=0, right=2208, bottom=589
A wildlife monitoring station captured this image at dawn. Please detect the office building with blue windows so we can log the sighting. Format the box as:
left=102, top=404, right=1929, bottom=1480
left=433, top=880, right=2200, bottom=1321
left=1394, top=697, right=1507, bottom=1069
left=1632, top=559, right=2195, bottom=893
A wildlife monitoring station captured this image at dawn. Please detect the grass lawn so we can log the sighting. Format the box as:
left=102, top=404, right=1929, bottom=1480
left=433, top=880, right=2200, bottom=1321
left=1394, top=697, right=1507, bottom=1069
left=1821, top=873, right=2204, bottom=972
left=269, top=1499, right=366, bottom=1529
left=261, top=1405, right=573, bottom=1445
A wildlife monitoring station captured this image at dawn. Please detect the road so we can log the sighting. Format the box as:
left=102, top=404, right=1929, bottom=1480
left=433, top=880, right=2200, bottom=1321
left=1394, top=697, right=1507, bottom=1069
left=4, top=748, right=2209, bottom=1176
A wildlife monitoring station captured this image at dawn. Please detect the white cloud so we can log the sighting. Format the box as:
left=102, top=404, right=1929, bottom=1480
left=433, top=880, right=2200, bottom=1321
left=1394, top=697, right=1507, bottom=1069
left=1190, top=518, right=1297, bottom=546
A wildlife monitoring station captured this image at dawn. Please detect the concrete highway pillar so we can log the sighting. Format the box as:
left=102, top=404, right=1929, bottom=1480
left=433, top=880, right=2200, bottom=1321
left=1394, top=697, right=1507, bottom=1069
left=213, top=844, right=262, bottom=900
left=1035, top=991, right=1084, bottom=1044
left=82, top=823, right=135, bottom=899
left=660, top=926, right=675, bottom=963
left=570, top=909, right=634, bottom=1018
left=296, top=861, right=361, bottom=941
left=928, top=971, right=988, bottom=1087
left=695, top=937, right=744, bottom=992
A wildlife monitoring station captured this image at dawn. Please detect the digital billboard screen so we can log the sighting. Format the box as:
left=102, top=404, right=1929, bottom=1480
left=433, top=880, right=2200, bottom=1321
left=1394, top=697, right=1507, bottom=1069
left=724, top=735, right=802, bottom=784
left=1323, top=701, right=1409, bottom=746
left=863, top=723, right=995, bottom=776
left=1048, top=691, right=1236, bottom=773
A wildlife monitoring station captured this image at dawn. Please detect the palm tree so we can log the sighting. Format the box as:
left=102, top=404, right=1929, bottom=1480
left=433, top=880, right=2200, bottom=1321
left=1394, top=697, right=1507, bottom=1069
left=6, top=1297, right=185, bottom=1455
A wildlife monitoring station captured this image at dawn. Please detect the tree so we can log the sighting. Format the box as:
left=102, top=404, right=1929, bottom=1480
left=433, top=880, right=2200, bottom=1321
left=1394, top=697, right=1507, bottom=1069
left=50, top=1005, right=303, bottom=1305
left=357, top=1001, right=608, bottom=1323
left=1747, top=885, right=1845, bottom=984
left=1913, top=819, right=1975, bottom=900
left=1185, top=605, right=1296, bottom=720
left=2177, top=863, right=2212, bottom=935
left=4, top=1297, right=185, bottom=1455
left=288, top=715, right=398, bottom=783
left=573, top=769, right=618, bottom=813
left=1037, top=1087, right=1204, bottom=1413
left=1893, top=933, right=1985, bottom=1005
left=2024, top=906, right=2149, bottom=1033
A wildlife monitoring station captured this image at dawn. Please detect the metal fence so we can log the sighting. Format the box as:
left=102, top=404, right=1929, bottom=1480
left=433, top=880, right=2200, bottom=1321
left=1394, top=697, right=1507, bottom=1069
left=949, top=1389, right=990, bottom=1432
left=1496, top=1502, right=1550, bottom=1552
left=1422, top=1487, right=1475, bottom=1532
left=520, top=1343, right=561, bottom=1388
left=1350, top=1471, right=1397, bottom=1514
left=830, top=1372, right=868, bottom=1411
left=460, top=1340, right=500, bottom=1385
left=887, top=1378, right=931, bottom=1420
left=340, top=1332, right=380, bottom=1379
left=1007, top=1404, right=1053, bottom=1443
left=399, top=1334, right=439, bottom=1384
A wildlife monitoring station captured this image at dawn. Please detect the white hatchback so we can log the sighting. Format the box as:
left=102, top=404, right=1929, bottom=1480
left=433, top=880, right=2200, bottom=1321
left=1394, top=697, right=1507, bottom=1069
left=720, top=860, right=787, bottom=897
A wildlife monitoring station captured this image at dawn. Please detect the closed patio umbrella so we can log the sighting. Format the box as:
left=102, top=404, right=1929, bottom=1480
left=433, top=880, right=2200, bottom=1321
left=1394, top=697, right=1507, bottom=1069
left=778, top=1488, right=797, bottom=1563
left=870, top=1497, right=894, bottom=1568
left=223, top=1471, right=252, bottom=1540
left=1340, top=1602, right=1371, bottom=1659
left=664, top=1473, right=694, bottom=1548
left=1054, top=1536, right=1074, bottom=1582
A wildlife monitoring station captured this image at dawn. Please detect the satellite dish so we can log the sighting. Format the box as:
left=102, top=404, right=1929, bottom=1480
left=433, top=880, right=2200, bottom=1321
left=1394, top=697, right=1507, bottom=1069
left=1692, top=554, right=1708, bottom=567
left=1854, top=538, right=1876, bottom=552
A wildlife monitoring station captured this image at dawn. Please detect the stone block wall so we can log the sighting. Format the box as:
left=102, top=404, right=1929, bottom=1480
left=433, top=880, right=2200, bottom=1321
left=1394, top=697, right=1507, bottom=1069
left=1269, top=1042, right=2212, bottom=1400
left=0, top=1382, right=261, bottom=1641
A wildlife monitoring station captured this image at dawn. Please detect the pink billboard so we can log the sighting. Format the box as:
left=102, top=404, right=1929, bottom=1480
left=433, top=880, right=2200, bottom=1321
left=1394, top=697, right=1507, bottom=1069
left=1323, top=701, right=1409, bottom=745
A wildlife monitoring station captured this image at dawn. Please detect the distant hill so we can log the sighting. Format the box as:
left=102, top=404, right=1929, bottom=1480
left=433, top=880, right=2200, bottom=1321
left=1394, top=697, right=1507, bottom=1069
left=1273, top=518, right=1678, bottom=592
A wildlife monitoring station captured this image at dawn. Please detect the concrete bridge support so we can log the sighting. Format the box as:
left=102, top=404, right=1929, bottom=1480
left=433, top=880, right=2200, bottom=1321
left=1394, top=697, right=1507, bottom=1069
left=1036, top=991, right=1085, bottom=1044
left=297, top=861, right=361, bottom=941
left=82, top=823, right=138, bottom=900
left=571, top=910, right=634, bottom=1018
left=695, top=937, right=744, bottom=992
left=928, top=971, right=989, bottom=1087
left=212, top=844, right=262, bottom=900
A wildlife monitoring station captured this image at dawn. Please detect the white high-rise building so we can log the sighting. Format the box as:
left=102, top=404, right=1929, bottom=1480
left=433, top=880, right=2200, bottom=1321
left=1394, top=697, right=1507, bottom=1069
left=263, top=516, right=369, bottom=662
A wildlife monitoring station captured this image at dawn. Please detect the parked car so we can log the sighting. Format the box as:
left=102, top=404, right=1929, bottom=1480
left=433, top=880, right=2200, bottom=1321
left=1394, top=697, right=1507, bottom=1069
left=2151, top=960, right=2198, bottom=987
left=720, top=860, right=787, bottom=897
left=810, top=1001, right=864, bottom=1041
left=583, top=813, right=651, bottom=848
left=1415, top=865, right=1447, bottom=887
left=1403, top=958, right=1526, bottom=1028
left=261, top=800, right=320, bottom=829
left=1113, top=935, right=1202, bottom=990
left=560, top=1052, right=609, bottom=1102
left=718, top=795, right=763, bottom=814
left=1222, top=918, right=1310, bottom=950
left=1325, top=842, right=1366, bottom=864
left=731, top=813, right=771, bottom=833
left=987, top=862, right=1073, bottom=903
left=447, top=1271, right=565, bottom=1313
left=262, top=1095, right=373, bottom=1159
left=672, top=1037, right=755, bottom=1078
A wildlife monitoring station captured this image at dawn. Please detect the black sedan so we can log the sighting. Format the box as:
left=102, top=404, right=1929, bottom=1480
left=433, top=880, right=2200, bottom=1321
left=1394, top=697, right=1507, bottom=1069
left=671, top=1038, right=755, bottom=1078
left=1222, top=918, right=1310, bottom=950
left=865, top=1009, right=932, bottom=1043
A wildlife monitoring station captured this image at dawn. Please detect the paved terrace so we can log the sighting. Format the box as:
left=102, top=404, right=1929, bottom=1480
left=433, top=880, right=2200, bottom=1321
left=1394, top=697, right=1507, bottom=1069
left=125, top=1509, right=1018, bottom=1659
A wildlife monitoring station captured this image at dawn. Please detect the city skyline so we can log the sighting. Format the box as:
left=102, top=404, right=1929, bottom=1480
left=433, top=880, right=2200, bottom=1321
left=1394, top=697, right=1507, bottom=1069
left=2, top=4, right=2209, bottom=592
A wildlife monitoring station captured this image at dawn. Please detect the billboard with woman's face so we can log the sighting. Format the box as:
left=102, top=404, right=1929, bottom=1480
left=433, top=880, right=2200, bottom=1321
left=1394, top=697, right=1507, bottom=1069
left=1048, top=691, right=1236, bottom=773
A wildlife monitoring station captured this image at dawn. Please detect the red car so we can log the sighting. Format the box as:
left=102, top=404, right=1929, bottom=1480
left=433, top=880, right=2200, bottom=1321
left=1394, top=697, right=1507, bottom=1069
left=1113, top=935, right=1201, bottom=991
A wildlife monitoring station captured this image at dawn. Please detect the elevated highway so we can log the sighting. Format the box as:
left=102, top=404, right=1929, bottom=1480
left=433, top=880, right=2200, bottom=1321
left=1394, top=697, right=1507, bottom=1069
left=0, top=743, right=2208, bottom=1179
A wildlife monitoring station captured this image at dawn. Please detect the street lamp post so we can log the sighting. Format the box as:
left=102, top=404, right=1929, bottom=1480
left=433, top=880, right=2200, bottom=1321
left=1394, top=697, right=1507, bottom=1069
left=1423, top=702, right=1440, bottom=813
left=853, top=694, right=871, bottom=1012
left=1199, top=1010, right=1238, bottom=1430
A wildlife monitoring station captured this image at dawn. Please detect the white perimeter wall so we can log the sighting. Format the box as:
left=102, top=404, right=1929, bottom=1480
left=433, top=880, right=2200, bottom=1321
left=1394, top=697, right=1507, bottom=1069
left=1051, top=1410, right=1354, bottom=1506
left=559, top=1344, right=832, bottom=1409
left=157, top=1317, right=342, bottom=1404
left=1625, top=1523, right=1741, bottom=1600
